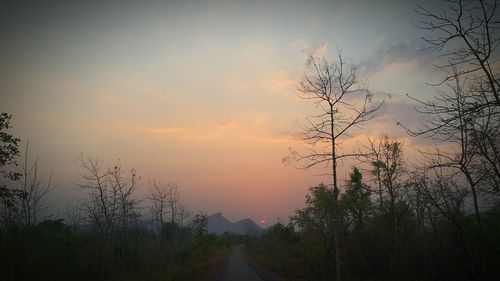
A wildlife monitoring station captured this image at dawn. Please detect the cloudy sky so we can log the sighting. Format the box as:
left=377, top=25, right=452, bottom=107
left=1, top=0, right=444, bottom=224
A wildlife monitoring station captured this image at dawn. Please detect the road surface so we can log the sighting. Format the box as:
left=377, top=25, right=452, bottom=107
left=220, top=245, right=264, bottom=281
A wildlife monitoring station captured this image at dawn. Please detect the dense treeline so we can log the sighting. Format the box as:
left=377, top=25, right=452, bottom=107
left=250, top=0, right=500, bottom=280
left=0, top=113, right=230, bottom=281
left=0, top=219, right=228, bottom=281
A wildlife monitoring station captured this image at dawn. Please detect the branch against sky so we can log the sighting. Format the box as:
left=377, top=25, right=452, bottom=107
left=401, top=0, right=500, bottom=238
left=284, top=50, right=383, bottom=281
left=286, top=51, right=383, bottom=193
left=407, top=0, right=500, bottom=188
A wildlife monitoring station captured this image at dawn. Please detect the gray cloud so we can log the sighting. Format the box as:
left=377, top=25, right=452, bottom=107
left=358, top=39, right=434, bottom=77
left=369, top=94, right=438, bottom=146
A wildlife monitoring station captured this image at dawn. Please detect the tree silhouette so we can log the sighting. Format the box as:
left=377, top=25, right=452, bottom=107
left=19, top=140, right=56, bottom=225
left=0, top=113, right=24, bottom=226
left=286, top=51, right=383, bottom=281
left=409, top=0, right=500, bottom=201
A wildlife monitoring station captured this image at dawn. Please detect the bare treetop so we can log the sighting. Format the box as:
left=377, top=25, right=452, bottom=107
left=288, top=52, right=383, bottom=192
left=415, top=0, right=500, bottom=105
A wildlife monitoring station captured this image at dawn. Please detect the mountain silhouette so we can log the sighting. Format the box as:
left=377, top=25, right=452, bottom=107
left=207, top=212, right=262, bottom=235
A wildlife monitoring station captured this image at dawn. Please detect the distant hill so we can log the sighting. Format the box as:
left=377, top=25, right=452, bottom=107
left=207, top=212, right=263, bottom=235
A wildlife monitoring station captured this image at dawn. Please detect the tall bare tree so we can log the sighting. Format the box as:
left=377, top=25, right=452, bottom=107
left=412, top=71, right=484, bottom=223
left=287, top=52, right=383, bottom=281
left=400, top=2, right=500, bottom=277
left=111, top=163, right=139, bottom=231
left=288, top=53, right=383, bottom=194
left=415, top=0, right=500, bottom=108
left=19, top=140, right=55, bottom=225
left=77, top=155, right=115, bottom=234
left=364, top=136, right=406, bottom=273
left=407, top=0, right=500, bottom=222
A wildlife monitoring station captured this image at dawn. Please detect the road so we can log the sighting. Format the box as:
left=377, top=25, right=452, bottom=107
left=220, top=245, right=264, bottom=281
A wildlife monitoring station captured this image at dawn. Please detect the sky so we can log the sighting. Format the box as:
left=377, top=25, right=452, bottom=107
left=0, top=0, right=445, bottom=224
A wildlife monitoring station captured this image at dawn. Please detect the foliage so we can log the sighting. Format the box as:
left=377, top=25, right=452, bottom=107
left=0, top=218, right=229, bottom=281
left=250, top=166, right=500, bottom=280
left=342, top=167, right=371, bottom=230
left=0, top=113, right=25, bottom=225
left=0, top=116, right=229, bottom=280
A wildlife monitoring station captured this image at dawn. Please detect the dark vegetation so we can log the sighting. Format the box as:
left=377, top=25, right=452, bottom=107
left=250, top=0, right=500, bottom=280
left=0, top=114, right=232, bottom=281
left=0, top=219, right=229, bottom=281
left=248, top=165, right=500, bottom=281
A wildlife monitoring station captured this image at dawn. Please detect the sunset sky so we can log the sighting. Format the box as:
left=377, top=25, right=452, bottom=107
left=1, top=0, right=444, bottom=224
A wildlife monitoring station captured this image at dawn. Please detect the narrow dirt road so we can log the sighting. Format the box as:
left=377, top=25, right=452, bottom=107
left=220, top=245, right=264, bottom=281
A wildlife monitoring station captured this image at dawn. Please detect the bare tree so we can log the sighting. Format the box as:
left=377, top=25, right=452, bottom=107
left=175, top=203, right=192, bottom=227
left=286, top=52, right=383, bottom=281
left=148, top=179, right=166, bottom=233
left=148, top=179, right=168, bottom=232
left=409, top=167, right=474, bottom=275
left=111, top=163, right=139, bottom=231
left=408, top=0, right=500, bottom=206
left=365, top=136, right=406, bottom=209
left=76, top=155, right=116, bottom=234
left=148, top=179, right=181, bottom=233
left=76, top=155, right=139, bottom=234
left=407, top=59, right=495, bottom=228
left=287, top=53, right=383, bottom=194
left=166, top=182, right=179, bottom=224
left=415, top=0, right=500, bottom=108
left=65, top=204, right=84, bottom=232
left=364, top=136, right=406, bottom=272
left=401, top=4, right=500, bottom=276
left=19, top=140, right=56, bottom=225
left=403, top=66, right=491, bottom=273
